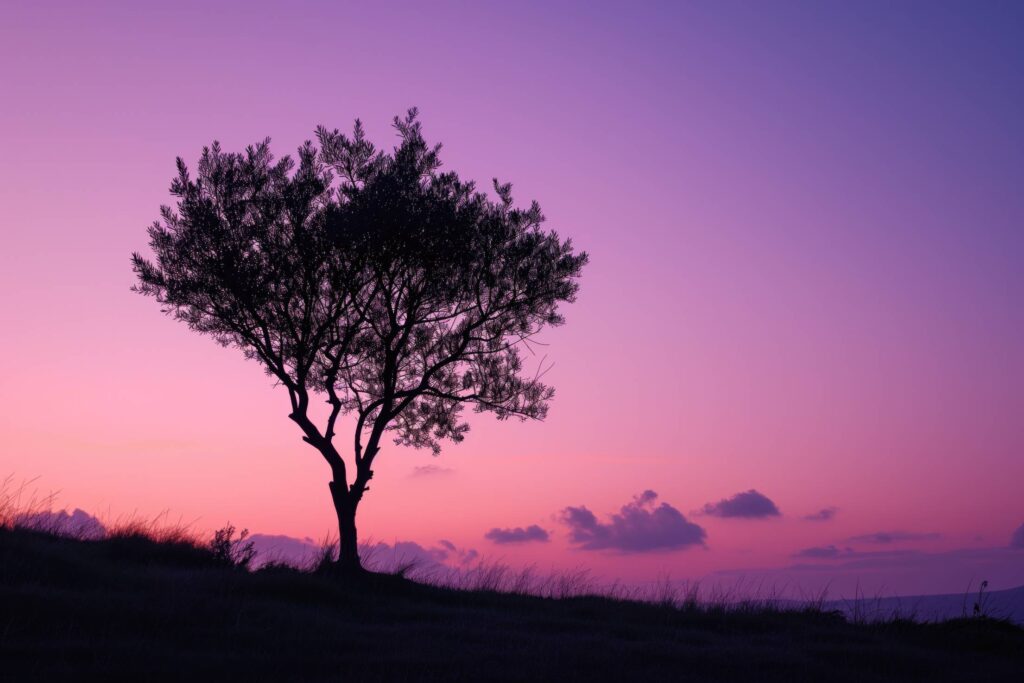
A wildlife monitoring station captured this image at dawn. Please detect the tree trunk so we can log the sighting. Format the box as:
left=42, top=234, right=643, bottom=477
left=328, top=480, right=362, bottom=574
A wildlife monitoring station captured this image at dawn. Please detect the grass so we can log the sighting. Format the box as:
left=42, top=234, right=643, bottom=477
left=1, top=488, right=1022, bottom=681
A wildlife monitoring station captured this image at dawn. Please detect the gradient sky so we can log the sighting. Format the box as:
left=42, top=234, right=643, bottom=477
left=2, top=1, right=1022, bottom=596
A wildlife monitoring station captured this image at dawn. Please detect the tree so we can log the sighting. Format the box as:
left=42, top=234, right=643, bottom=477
left=133, top=110, right=588, bottom=573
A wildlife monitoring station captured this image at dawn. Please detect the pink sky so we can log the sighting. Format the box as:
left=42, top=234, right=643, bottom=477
left=2, top=1, right=1022, bottom=596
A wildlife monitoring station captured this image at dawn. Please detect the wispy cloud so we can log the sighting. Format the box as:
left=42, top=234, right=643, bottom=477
left=410, top=464, right=454, bottom=477
left=793, top=544, right=853, bottom=559
left=803, top=507, right=838, bottom=522
left=848, top=531, right=941, bottom=545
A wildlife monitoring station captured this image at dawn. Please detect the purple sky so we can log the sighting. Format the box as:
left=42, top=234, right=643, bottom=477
left=1, top=1, right=1022, bottom=597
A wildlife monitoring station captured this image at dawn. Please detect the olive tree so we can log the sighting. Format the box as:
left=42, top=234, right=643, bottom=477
left=133, top=110, right=587, bottom=573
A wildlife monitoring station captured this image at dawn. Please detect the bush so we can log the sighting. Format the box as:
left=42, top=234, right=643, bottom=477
left=211, top=523, right=256, bottom=570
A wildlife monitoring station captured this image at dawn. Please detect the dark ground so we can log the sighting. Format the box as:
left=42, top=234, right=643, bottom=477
left=1, top=527, right=1022, bottom=682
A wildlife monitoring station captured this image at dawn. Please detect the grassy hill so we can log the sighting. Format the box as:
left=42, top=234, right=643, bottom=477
left=1, top=526, right=1022, bottom=682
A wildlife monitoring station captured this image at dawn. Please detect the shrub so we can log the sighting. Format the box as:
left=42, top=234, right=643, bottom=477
left=211, top=523, right=257, bottom=570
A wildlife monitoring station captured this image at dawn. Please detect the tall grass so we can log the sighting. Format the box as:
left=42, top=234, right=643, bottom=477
left=0, top=475, right=60, bottom=532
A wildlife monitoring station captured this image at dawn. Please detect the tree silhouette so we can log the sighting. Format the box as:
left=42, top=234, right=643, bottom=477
left=133, top=110, right=587, bottom=573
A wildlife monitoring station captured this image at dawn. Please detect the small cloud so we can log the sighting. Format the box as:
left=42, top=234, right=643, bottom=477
left=803, top=507, right=838, bottom=522
left=702, top=490, right=780, bottom=519
left=560, top=490, right=706, bottom=553
left=410, top=464, right=453, bottom=477
left=484, top=525, right=550, bottom=544
left=1010, top=523, right=1024, bottom=549
left=848, top=531, right=941, bottom=545
left=793, top=544, right=854, bottom=559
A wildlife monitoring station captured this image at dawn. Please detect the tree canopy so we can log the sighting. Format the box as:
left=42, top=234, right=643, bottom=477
left=133, top=109, right=587, bottom=571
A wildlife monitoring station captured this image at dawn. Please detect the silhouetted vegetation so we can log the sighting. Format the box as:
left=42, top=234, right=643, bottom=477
left=1, top=520, right=1022, bottom=682
left=132, top=110, right=587, bottom=572
left=210, top=523, right=257, bottom=570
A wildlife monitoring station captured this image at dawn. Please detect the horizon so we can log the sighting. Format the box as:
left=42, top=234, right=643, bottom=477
left=2, top=1, right=1022, bottom=599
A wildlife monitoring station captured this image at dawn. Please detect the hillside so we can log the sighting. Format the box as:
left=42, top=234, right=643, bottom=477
left=1, top=527, right=1022, bottom=682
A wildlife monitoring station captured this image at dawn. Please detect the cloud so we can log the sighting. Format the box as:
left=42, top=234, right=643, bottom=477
left=15, top=508, right=106, bottom=540
left=248, top=533, right=480, bottom=573
left=248, top=534, right=322, bottom=567
left=560, top=490, right=706, bottom=553
left=1011, top=523, right=1024, bottom=549
left=702, top=490, right=780, bottom=519
left=364, top=539, right=479, bottom=572
left=803, top=507, right=838, bottom=522
left=848, top=531, right=941, bottom=545
left=410, top=464, right=454, bottom=477
left=485, top=525, right=550, bottom=544
left=793, top=544, right=853, bottom=559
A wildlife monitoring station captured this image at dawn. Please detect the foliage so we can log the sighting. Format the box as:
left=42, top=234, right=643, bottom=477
left=211, top=523, right=257, bottom=570
left=132, top=110, right=587, bottom=567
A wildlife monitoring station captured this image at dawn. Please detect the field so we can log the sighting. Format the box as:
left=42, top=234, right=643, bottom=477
left=1, top=525, right=1022, bottom=682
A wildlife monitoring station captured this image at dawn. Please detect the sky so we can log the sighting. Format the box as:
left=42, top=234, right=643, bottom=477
left=1, top=1, right=1022, bottom=597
